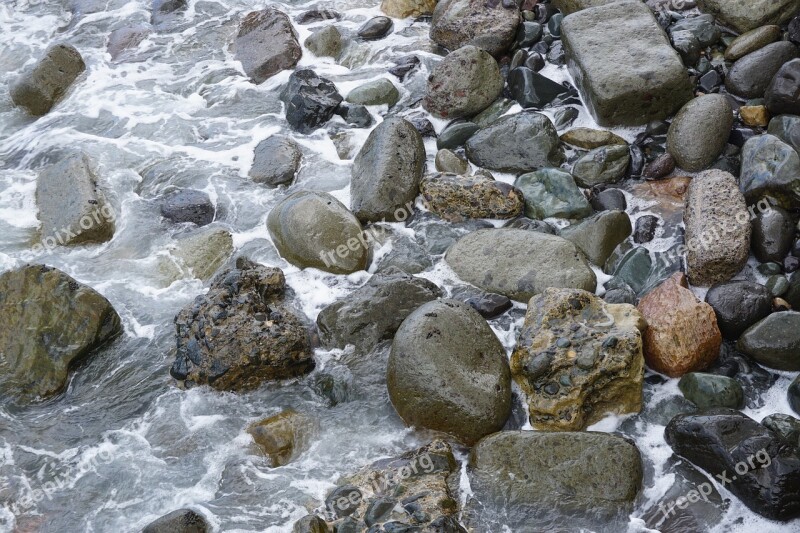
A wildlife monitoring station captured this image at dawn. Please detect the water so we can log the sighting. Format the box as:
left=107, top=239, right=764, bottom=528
left=0, top=1, right=798, bottom=532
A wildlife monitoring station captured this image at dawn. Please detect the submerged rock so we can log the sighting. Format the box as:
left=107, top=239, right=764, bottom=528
left=430, top=0, right=520, bottom=56
left=234, top=8, right=302, bottom=84
left=249, top=135, right=302, bottom=187
left=158, top=189, right=214, bottom=226
left=248, top=409, right=316, bottom=467
left=151, top=0, right=187, bottom=25
left=11, top=44, right=85, bottom=116
left=142, top=509, right=208, bottom=533
left=420, top=173, right=524, bottom=222
left=159, top=227, right=233, bottom=283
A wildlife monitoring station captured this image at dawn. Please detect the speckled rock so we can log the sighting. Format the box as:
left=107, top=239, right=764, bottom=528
left=420, top=173, right=524, bottom=222
left=666, top=94, right=734, bottom=172
left=430, top=0, right=520, bottom=56
left=234, top=8, right=302, bottom=84
left=560, top=127, right=627, bottom=150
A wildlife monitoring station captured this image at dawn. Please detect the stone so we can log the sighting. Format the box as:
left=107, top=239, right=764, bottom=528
left=725, top=25, right=782, bottom=61
left=160, top=227, right=234, bottom=283
left=705, top=281, right=773, bottom=339
left=591, top=188, right=626, bottom=211
left=464, top=292, right=513, bottom=318
left=142, top=509, right=208, bottom=533
left=669, top=14, right=719, bottom=48
left=445, top=228, right=597, bottom=302
left=295, top=9, right=341, bottom=24
left=247, top=409, right=315, bottom=467
left=234, top=8, right=302, bottom=84
left=11, top=44, right=85, bottom=116
left=678, top=372, right=744, bottom=409
left=267, top=191, right=368, bottom=274
left=387, top=300, right=512, bottom=445
left=350, top=117, right=425, bottom=223
left=683, top=169, right=751, bottom=286
left=430, top=0, right=520, bottom=56
left=36, top=153, right=115, bottom=246
left=666, top=95, right=734, bottom=172
left=670, top=29, right=701, bottom=66
left=739, top=134, right=800, bottom=208
left=571, top=145, right=630, bottom=188
left=423, top=45, right=503, bottom=120
left=725, top=42, right=799, bottom=99
left=752, top=205, right=795, bottom=263
left=107, top=25, right=151, bottom=61
left=435, top=149, right=468, bottom=175
left=790, top=376, right=800, bottom=415
left=695, top=0, right=800, bottom=33
left=280, top=69, right=343, bottom=134
left=335, top=104, right=373, bottom=128
left=316, top=267, right=441, bottom=352
left=304, top=26, right=342, bottom=58
left=504, top=217, right=556, bottom=233
left=408, top=212, right=493, bottom=255
left=507, top=67, right=568, bottom=109
left=345, top=78, right=400, bottom=107
left=515, top=21, right=543, bottom=48
left=637, top=273, right=722, bottom=377
left=511, top=288, right=645, bottom=430
left=765, top=59, right=800, bottom=116
left=171, top=258, right=313, bottom=390
left=665, top=409, right=800, bottom=521
left=514, top=168, right=593, bottom=220
left=436, top=121, right=480, bottom=150
left=560, top=127, right=627, bottom=150
left=633, top=215, right=659, bottom=244
left=561, top=0, right=693, bottom=126
left=762, top=413, right=800, bottom=447
left=249, top=135, right=302, bottom=187
left=737, top=311, right=800, bottom=371
left=561, top=210, right=632, bottom=266
left=465, top=112, right=563, bottom=173
left=472, top=98, right=515, bottom=128
left=768, top=114, right=800, bottom=154
left=158, top=189, right=214, bottom=226
left=293, top=515, right=330, bottom=533
left=740, top=105, right=770, bottom=127
left=421, top=173, right=524, bottom=222
left=552, top=0, right=619, bottom=14
left=0, top=265, right=122, bottom=403
left=389, top=55, right=420, bottom=81
left=370, top=226, right=432, bottom=275
left=381, top=0, right=437, bottom=18
left=357, top=17, right=393, bottom=40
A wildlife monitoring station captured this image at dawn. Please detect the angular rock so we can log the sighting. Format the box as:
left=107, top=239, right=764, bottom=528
left=464, top=292, right=513, bottom=318
left=420, top=173, right=524, bottom=222
left=590, top=187, right=626, bottom=212
left=763, top=413, right=800, bottom=447
left=345, top=78, right=399, bottom=107
left=669, top=14, right=720, bottom=48
left=561, top=210, right=632, bottom=266
left=381, top=0, right=437, bottom=18
left=514, top=168, right=593, bottom=220
left=249, top=135, right=302, bottom=187
left=737, top=311, right=800, bottom=371
left=765, top=59, right=800, bottom=116
left=248, top=409, right=315, bottom=467
left=280, top=69, right=343, bottom=134
left=739, top=134, right=800, bottom=208
left=10, top=44, right=85, bottom=116
left=142, top=509, right=208, bottom=533
left=695, top=0, right=800, bottom=33
left=633, top=215, right=658, bottom=244
left=705, top=281, right=773, bottom=339
left=234, top=8, right=302, bottom=84
left=768, top=115, right=800, bottom=154
left=666, top=94, right=734, bottom=172
left=725, top=25, right=782, bottom=62
left=725, top=42, right=799, bottom=99
left=507, top=67, right=568, bottom=109
left=304, top=25, right=343, bottom=59
left=571, top=145, right=630, bottom=188
left=752, top=205, right=795, bottom=263
left=678, top=372, right=744, bottom=409
left=430, top=0, right=520, bottom=56
left=158, top=189, right=214, bottom=226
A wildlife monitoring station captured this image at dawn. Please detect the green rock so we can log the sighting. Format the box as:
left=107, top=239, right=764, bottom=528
left=758, top=262, right=784, bottom=276
left=572, top=144, right=630, bottom=188
left=678, top=372, right=744, bottom=409
left=514, top=168, right=593, bottom=220
left=159, top=227, right=234, bottom=283
left=436, top=121, right=480, bottom=150
left=472, top=97, right=515, bottom=127
left=767, top=114, right=800, bottom=154
left=608, top=246, right=652, bottom=294
left=666, top=95, right=734, bottom=172
left=737, top=311, right=800, bottom=371
left=561, top=210, right=632, bottom=266
left=345, top=78, right=400, bottom=107
left=560, top=127, right=627, bottom=149
left=304, top=25, right=343, bottom=58
left=724, top=25, right=781, bottom=61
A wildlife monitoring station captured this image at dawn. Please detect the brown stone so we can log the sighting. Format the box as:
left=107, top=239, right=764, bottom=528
left=248, top=409, right=316, bottom=467
left=420, top=172, right=524, bottom=222
left=740, top=105, right=770, bottom=127
left=381, top=0, right=437, bottom=18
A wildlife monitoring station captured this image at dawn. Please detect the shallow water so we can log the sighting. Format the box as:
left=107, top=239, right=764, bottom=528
left=0, top=1, right=798, bottom=532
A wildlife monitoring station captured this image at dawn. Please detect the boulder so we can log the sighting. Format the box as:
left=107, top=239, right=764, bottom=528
left=666, top=94, right=734, bottom=172
left=446, top=228, right=596, bottom=301
left=430, top=0, right=520, bottom=56
left=514, top=168, right=593, bottom=220
left=678, top=372, right=744, bottom=409
left=637, top=273, right=722, bottom=377
left=571, top=145, right=630, bottom=188
left=561, top=210, right=632, bottom=266
left=0, top=265, right=122, bottom=402
left=695, top=0, right=800, bottom=33
left=725, top=25, right=782, bottom=61
left=381, top=0, right=437, bottom=18
left=10, top=44, right=85, bottom=116
left=293, top=515, right=329, bottom=533
left=704, top=281, right=772, bottom=339
left=420, top=173, right=524, bottom=222
left=234, top=8, right=302, bottom=84
left=171, top=258, right=313, bottom=390
left=752, top=205, right=795, bottom=263
left=142, top=509, right=208, bottom=533
left=304, top=25, right=342, bottom=59
left=158, top=189, right=214, bottom=226
left=725, top=42, right=799, bottom=99
left=387, top=300, right=512, bottom=445
left=345, top=78, right=399, bottom=107
left=510, top=288, right=645, bottom=430
left=590, top=188, right=626, bottom=212
left=767, top=115, right=800, bottom=155
left=249, top=135, right=302, bottom=187
left=739, top=134, right=800, bottom=208
left=737, top=311, right=800, bottom=371
left=765, top=59, right=800, bottom=116
left=247, top=409, right=316, bottom=467
left=280, top=70, right=343, bottom=134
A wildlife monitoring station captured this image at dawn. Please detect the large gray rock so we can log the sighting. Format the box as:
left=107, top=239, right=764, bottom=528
left=11, top=44, right=85, bottom=116
left=684, top=169, right=750, bottom=286
left=423, top=45, right=504, bottom=120
left=36, top=153, right=115, bottom=246
left=725, top=42, right=799, bottom=99
left=666, top=94, right=734, bottom=171
left=465, top=112, right=563, bottom=173
left=280, top=69, right=343, bottom=134
left=739, top=134, right=800, bottom=208
left=316, top=268, right=441, bottom=352
left=571, top=145, right=630, bottom=188
left=234, top=8, right=302, bottom=84
left=445, top=228, right=597, bottom=302
left=350, top=118, right=425, bottom=223
left=430, top=0, right=520, bottom=56
left=561, top=0, right=693, bottom=126
left=387, top=299, right=512, bottom=445
left=696, top=0, right=800, bottom=33
left=249, top=136, right=302, bottom=187
left=561, top=210, right=632, bottom=266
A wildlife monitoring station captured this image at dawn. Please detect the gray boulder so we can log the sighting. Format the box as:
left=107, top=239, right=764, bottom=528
left=304, top=25, right=343, bottom=59
left=430, top=0, right=520, bottom=56
left=571, top=145, right=630, bottom=188
left=667, top=94, right=734, bottom=171
left=159, top=189, right=214, bottom=226
left=11, top=44, right=85, bottom=116
left=234, top=8, right=302, bottom=84
left=249, top=136, right=302, bottom=187
left=695, top=0, right=800, bottom=33
left=739, top=134, right=800, bottom=208
left=561, top=210, right=632, bottom=266
left=725, top=42, right=799, bottom=99
left=345, top=78, right=400, bottom=107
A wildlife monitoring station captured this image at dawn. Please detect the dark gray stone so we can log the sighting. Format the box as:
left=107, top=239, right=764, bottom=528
left=11, top=44, right=85, bottom=116
left=725, top=41, right=799, bottom=99
left=738, top=311, right=800, bottom=371
left=234, top=8, right=302, bottom=84
left=249, top=136, right=302, bottom=187
left=159, top=189, right=214, bottom=226
left=705, top=281, right=772, bottom=339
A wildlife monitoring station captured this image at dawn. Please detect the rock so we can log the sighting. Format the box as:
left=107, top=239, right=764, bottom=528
left=234, top=9, right=302, bottom=84
left=752, top=205, right=795, bottom=263
left=381, top=0, right=437, bottom=18
left=740, top=105, right=770, bottom=127
left=572, top=145, right=630, bottom=188
left=590, top=188, right=627, bottom=211
left=107, top=25, right=151, bottom=61
left=561, top=210, right=632, bottom=266
left=445, top=228, right=597, bottom=302
left=159, top=227, right=234, bottom=283
left=725, top=42, right=799, bottom=99
left=350, top=117, right=425, bottom=223
left=678, top=373, right=744, bottom=409
left=142, top=509, right=208, bottom=533
left=472, top=98, right=515, bottom=128
left=387, top=300, right=512, bottom=445
left=345, top=78, right=400, bottom=107
left=267, top=191, right=368, bottom=274
left=705, top=281, right=773, bottom=339
left=409, top=212, right=493, bottom=255
left=465, top=112, right=563, bottom=173
left=503, top=217, right=556, bottom=233
left=435, top=149, right=468, bottom=174
left=695, top=0, right=800, bottom=33
left=515, top=21, right=543, bottom=48
left=725, top=25, right=782, bottom=61
left=762, top=413, right=800, bottom=447
left=467, top=431, right=642, bottom=530
left=790, top=376, right=800, bottom=415
left=11, top=44, right=85, bottom=116
left=36, top=153, right=115, bottom=246
left=737, top=311, right=800, bottom=370
left=370, top=226, right=432, bottom=274
left=507, top=67, right=568, bottom=109
left=670, top=14, right=719, bottom=48
left=248, top=409, right=315, bottom=467
left=293, top=515, right=330, bottom=533
left=683, top=169, right=751, bottom=286
left=317, top=267, right=441, bottom=352
left=430, top=0, right=520, bottom=56
left=171, top=258, right=313, bottom=390
left=511, top=288, right=645, bottom=430
left=304, top=26, right=343, bottom=58
left=464, top=292, right=513, bottom=318
left=765, top=59, right=800, bottom=116
left=633, top=215, right=659, bottom=244
left=561, top=0, right=692, bottom=126
left=768, top=114, right=800, bottom=154
left=158, top=189, right=214, bottom=226
left=280, top=69, right=343, bottom=134
left=436, top=121, right=480, bottom=150
left=295, top=9, right=341, bottom=24
left=670, top=28, right=701, bottom=66
left=423, top=45, right=503, bottom=120
left=151, top=0, right=187, bottom=25
left=388, top=55, right=420, bottom=81
left=739, top=134, right=800, bottom=208
left=560, top=128, right=627, bottom=150
left=357, top=17, right=393, bottom=40
left=0, top=265, right=122, bottom=403
left=666, top=95, right=734, bottom=172
left=665, top=409, right=800, bottom=521
left=514, top=168, right=593, bottom=220
left=335, top=104, right=373, bottom=128
left=420, top=173, right=524, bottom=222
left=249, top=135, right=302, bottom=187
left=637, top=273, right=722, bottom=377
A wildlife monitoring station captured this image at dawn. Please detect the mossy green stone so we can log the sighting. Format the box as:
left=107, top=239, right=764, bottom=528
left=678, top=372, right=744, bottom=409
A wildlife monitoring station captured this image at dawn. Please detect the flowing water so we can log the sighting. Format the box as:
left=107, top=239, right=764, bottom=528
left=0, top=1, right=798, bottom=532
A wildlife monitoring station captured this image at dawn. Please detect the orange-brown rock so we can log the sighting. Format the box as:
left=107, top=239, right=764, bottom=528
left=637, top=272, right=721, bottom=377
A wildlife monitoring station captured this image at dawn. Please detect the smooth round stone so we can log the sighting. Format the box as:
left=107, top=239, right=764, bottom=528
left=765, top=59, right=800, bottom=116
left=560, top=128, right=627, bottom=150
left=358, top=16, right=393, bottom=40
left=789, top=375, right=800, bottom=416
left=737, top=311, right=800, bottom=371
left=249, top=135, right=302, bottom=187
left=752, top=206, right=795, bottom=263
left=437, top=121, right=480, bottom=150
left=705, top=281, right=773, bottom=339
left=590, top=188, right=626, bottom=212
left=345, top=78, right=400, bottom=107
left=768, top=115, right=800, bottom=154
left=666, top=94, right=734, bottom=171
left=514, top=168, right=593, bottom=219
left=435, top=149, right=469, bottom=175
left=725, top=41, right=799, bottom=99
left=678, top=373, right=744, bottom=409
left=758, top=262, right=783, bottom=276
left=633, top=215, right=659, bottom=244
left=642, top=152, right=675, bottom=180
left=325, top=485, right=362, bottom=518
left=159, top=189, right=214, bottom=226
left=724, top=25, right=781, bottom=61
left=547, top=13, right=563, bottom=38
left=766, top=275, right=789, bottom=296
left=572, top=145, right=630, bottom=188
left=515, top=21, right=542, bottom=48
left=510, top=49, right=527, bottom=70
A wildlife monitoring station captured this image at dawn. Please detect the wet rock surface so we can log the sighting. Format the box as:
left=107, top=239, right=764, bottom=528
left=11, top=44, right=85, bottom=116
left=430, top=0, right=520, bottom=56
left=420, top=172, right=524, bottom=222
left=234, top=8, right=302, bottom=84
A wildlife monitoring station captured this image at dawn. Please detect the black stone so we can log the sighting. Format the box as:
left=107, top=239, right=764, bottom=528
left=634, top=215, right=659, bottom=244
left=515, top=21, right=542, bottom=49
left=465, top=292, right=513, bottom=318
left=765, top=59, right=800, bottom=116
left=295, top=9, right=341, bottom=24
left=752, top=206, right=795, bottom=263
left=590, top=188, right=626, bottom=212
left=358, top=16, right=393, bottom=40
left=336, top=104, right=374, bottom=128
left=523, top=52, right=545, bottom=72
left=159, top=189, right=214, bottom=226
left=705, top=281, right=772, bottom=339
left=698, top=69, right=721, bottom=93
left=507, top=67, right=567, bottom=108
left=143, top=508, right=208, bottom=533
left=280, top=69, right=343, bottom=134
left=389, top=55, right=420, bottom=81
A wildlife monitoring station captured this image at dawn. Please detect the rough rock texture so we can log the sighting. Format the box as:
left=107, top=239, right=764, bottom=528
left=234, top=8, right=302, bottom=84
left=561, top=0, right=693, bottom=126
left=142, top=509, right=209, bottom=533
left=280, top=70, right=343, bottom=134
left=514, top=168, right=593, bottom=220
left=739, top=134, right=800, bottom=208
left=430, top=0, right=520, bottom=57
left=387, top=299, right=512, bottom=445
left=637, top=273, right=722, bottom=377
left=445, top=228, right=597, bottom=302
left=159, top=189, right=214, bottom=226
left=683, top=169, right=751, bottom=286
left=316, top=267, right=441, bottom=352
left=725, top=42, right=799, bottom=99
left=695, top=0, right=800, bottom=33
left=171, top=258, right=313, bottom=390
left=423, top=45, right=504, bottom=120
left=350, top=118, right=425, bottom=223
left=737, top=311, right=800, bottom=371
left=561, top=210, right=632, bottom=266
left=10, top=44, right=85, bottom=116
left=705, top=281, right=772, bottom=339
left=511, top=288, right=645, bottom=431
left=381, top=0, right=437, bottom=18
left=666, top=94, right=733, bottom=171
left=420, top=173, right=524, bottom=222
left=249, top=136, right=302, bottom=187
left=248, top=409, right=316, bottom=467
left=571, top=145, right=630, bottom=188
left=0, top=265, right=122, bottom=402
